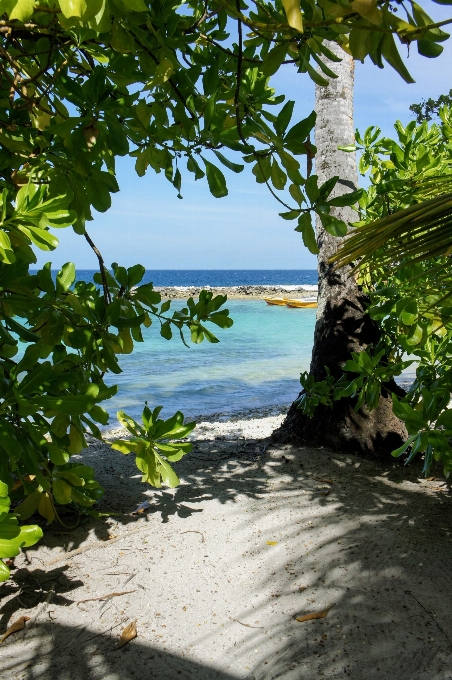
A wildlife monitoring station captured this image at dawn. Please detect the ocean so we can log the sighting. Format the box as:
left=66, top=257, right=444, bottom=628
left=106, top=299, right=317, bottom=425
left=75, top=269, right=317, bottom=288
left=80, top=270, right=319, bottom=425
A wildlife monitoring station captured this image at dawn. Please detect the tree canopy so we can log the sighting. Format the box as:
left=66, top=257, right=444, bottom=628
left=1, top=0, right=451, bottom=580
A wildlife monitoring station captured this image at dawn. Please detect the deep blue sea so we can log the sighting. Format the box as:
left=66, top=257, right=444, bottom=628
left=74, top=269, right=318, bottom=288
left=70, top=270, right=318, bottom=424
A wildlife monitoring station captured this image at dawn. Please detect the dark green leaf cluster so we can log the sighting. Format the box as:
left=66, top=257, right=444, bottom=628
left=410, top=89, right=452, bottom=122
left=112, top=403, right=195, bottom=488
left=330, top=110, right=452, bottom=475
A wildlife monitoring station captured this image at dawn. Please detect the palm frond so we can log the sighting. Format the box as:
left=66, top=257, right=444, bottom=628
left=332, top=191, right=452, bottom=270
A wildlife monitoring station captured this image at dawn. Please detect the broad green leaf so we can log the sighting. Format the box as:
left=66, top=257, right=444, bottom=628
left=262, top=44, right=288, bottom=77
left=212, top=150, right=244, bottom=173
left=202, top=158, right=228, bottom=198
left=400, top=299, right=418, bottom=325
left=318, top=212, right=348, bottom=237
left=417, top=40, right=443, bottom=58
left=0, top=516, right=42, bottom=556
left=18, top=225, right=59, bottom=251
left=14, top=490, right=42, bottom=521
left=58, top=0, right=103, bottom=20
left=289, top=184, right=304, bottom=205
left=275, top=101, right=295, bottom=137
left=40, top=394, right=96, bottom=415
left=47, top=444, right=70, bottom=466
left=2, top=0, right=34, bottom=21
left=53, top=479, right=72, bottom=505
left=270, top=159, right=287, bottom=190
left=122, top=0, right=148, bottom=10
left=56, top=262, right=76, bottom=293
left=295, top=212, right=318, bottom=254
left=284, top=112, right=316, bottom=155
left=381, top=33, right=415, bottom=84
left=0, top=560, right=10, bottom=582
left=282, top=0, right=303, bottom=32
left=436, top=409, right=452, bottom=429
left=111, top=440, right=140, bottom=454
left=328, top=189, right=363, bottom=207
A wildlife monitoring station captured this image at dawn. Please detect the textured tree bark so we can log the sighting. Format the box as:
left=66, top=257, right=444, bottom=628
left=274, top=42, right=407, bottom=455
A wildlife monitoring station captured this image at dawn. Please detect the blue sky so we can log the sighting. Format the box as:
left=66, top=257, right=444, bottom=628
left=41, top=3, right=452, bottom=270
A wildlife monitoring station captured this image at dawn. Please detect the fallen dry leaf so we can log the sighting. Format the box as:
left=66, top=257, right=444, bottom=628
left=0, top=616, right=31, bottom=643
left=266, top=541, right=278, bottom=546
left=315, top=477, right=334, bottom=484
left=296, top=607, right=332, bottom=622
left=117, top=619, right=137, bottom=649
left=425, top=477, right=437, bottom=481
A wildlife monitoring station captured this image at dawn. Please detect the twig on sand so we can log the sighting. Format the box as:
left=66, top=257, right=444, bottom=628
left=229, top=616, right=264, bottom=629
left=405, top=590, right=452, bottom=646
left=181, top=530, right=205, bottom=543
left=81, top=617, right=129, bottom=644
left=44, top=523, right=152, bottom=568
left=76, top=590, right=137, bottom=609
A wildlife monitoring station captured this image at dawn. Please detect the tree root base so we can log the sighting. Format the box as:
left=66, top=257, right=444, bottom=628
left=272, top=393, right=408, bottom=458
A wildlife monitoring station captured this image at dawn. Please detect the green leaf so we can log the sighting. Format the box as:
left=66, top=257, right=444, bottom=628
left=56, top=262, right=76, bottom=293
left=111, top=439, right=141, bottom=454
left=275, top=101, right=294, bottom=137
left=39, top=394, right=96, bottom=416
left=318, top=212, right=348, bottom=237
left=47, top=444, right=70, bottom=466
left=284, top=111, right=316, bottom=155
left=295, top=212, right=318, bottom=254
left=289, top=184, right=304, bottom=205
left=201, top=158, right=228, bottom=198
left=306, top=63, right=329, bottom=87
left=391, top=435, right=417, bottom=458
left=328, top=189, right=363, bottom=207
left=6, top=316, right=39, bottom=343
left=400, top=299, right=418, bottom=325
left=304, top=175, right=320, bottom=203
left=58, top=0, right=103, bottom=20
left=417, top=40, right=444, bottom=58
left=270, top=159, right=287, bottom=190
left=2, top=0, right=35, bottom=21
left=121, top=0, right=148, bottom=11
left=349, top=29, right=372, bottom=63
left=0, top=559, right=10, bottom=582
left=436, top=409, right=452, bottom=429
left=14, top=490, right=42, bottom=521
left=381, top=34, right=415, bottom=84
left=212, top=150, right=244, bottom=173
left=262, top=44, right=288, bottom=77
left=53, top=479, right=72, bottom=505
left=0, top=515, right=43, bottom=557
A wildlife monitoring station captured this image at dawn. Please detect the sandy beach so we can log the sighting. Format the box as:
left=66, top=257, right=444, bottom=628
left=1, top=411, right=452, bottom=680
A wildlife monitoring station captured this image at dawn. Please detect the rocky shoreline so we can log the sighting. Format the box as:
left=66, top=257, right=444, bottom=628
left=155, top=284, right=318, bottom=300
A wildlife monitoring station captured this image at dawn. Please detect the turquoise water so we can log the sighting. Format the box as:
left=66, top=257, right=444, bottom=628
left=105, top=300, right=317, bottom=423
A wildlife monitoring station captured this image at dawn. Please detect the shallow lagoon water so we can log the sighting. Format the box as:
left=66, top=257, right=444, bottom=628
left=105, top=300, right=317, bottom=423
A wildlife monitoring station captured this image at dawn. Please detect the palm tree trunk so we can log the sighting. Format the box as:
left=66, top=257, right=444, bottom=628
left=274, top=42, right=407, bottom=455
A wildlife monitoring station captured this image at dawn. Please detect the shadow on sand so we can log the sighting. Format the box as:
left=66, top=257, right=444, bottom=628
left=2, top=430, right=452, bottom=679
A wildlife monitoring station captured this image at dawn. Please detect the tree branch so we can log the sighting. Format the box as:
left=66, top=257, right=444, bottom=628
left=84, top=231, right=111, bottom=305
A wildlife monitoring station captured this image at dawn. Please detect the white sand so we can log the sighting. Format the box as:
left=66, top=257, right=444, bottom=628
left=1, top=414, right=452, bottom=680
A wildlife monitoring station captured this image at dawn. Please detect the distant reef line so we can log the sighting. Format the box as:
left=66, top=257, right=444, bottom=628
left=155, top=284, right=318, bottom=300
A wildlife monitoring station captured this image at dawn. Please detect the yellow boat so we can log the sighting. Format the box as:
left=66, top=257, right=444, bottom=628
left=263, top=297, right=289, bottom=306
left=285, top=299, right=318, bottom=308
